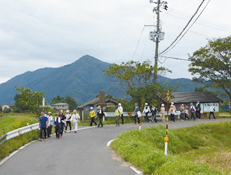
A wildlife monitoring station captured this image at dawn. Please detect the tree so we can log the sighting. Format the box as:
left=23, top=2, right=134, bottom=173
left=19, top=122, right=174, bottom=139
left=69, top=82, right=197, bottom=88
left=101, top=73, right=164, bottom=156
left=103, top=60, right=176, bottom=107
left=14, top=86, right=45, bottom=113
left=188, top=36, right=231, bottom=102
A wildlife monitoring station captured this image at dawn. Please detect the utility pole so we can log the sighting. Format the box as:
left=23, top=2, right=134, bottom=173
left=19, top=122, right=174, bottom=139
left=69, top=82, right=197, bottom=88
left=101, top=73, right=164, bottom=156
left=149, top=0, right=168, bottom=84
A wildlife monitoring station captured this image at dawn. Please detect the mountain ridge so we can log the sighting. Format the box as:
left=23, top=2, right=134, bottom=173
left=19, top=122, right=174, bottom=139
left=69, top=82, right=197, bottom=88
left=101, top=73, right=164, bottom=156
left=0, top=55, right=200, bottom=106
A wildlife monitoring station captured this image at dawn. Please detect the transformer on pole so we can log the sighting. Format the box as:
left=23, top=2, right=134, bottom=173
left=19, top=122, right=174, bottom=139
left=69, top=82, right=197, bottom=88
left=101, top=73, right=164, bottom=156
left=149, top=0, right=167, bottom=84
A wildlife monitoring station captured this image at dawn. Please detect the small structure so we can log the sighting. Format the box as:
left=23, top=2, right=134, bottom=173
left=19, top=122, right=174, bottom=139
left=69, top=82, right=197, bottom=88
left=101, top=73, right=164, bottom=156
left=51, top=103, right=69, bottom=110
left=168, top=92, right=223, bottom=118
left=77, top=91, right=118, bottom=119
left=2, top=104, right=14, bottom=112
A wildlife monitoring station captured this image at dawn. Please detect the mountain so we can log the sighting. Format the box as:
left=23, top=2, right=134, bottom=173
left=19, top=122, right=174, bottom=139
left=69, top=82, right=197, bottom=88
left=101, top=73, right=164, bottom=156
left=0, top=55, right=202, bottom=106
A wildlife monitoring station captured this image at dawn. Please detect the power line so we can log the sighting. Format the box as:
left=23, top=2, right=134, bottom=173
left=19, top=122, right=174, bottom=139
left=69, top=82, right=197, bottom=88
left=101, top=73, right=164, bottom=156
left=161, top=0, right=211, bottom=55
left=159, top=55, right=189, bottom=62
left=159, top=0, right=207, bottom=55
left=131, top=27, right=145, bottom=60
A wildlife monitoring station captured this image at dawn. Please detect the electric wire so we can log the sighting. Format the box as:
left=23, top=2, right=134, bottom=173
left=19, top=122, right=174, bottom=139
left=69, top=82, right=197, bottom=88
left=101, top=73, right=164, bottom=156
left=131, top=27, right=145, bottom=60
left=161, top=0, right=211, bottom=55
left=159, top=0, right=207, bottom=55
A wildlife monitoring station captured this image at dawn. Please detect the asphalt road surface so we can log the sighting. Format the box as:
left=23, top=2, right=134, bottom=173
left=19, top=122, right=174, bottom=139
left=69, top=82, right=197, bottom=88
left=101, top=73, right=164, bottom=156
left=1, top=118, right=230, bottom=175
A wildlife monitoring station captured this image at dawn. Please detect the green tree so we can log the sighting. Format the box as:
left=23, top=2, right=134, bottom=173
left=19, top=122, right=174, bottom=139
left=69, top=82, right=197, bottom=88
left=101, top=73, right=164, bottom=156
left=103, top=60, right=176, bottom=106
left=188, top=36, right=231, bottom=102
left=14, top=86, right=45, bottom=113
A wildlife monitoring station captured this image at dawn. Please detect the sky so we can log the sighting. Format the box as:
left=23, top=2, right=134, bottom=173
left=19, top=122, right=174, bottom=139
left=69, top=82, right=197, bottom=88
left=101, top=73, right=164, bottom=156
left=0, top=0, right=230, bottom=84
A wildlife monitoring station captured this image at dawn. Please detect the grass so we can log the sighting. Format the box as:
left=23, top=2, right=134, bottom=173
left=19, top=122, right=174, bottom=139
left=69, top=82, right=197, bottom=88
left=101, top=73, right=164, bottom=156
left=0, top=113, right=38, bottom=137
left=111, top=121, right=231, bottom=175
left=0, top=113, right=39, bottom=162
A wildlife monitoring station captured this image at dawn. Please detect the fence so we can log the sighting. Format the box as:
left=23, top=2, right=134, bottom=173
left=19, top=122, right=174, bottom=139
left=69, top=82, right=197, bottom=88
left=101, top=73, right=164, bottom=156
left=0, top=123, right=39, bottom=146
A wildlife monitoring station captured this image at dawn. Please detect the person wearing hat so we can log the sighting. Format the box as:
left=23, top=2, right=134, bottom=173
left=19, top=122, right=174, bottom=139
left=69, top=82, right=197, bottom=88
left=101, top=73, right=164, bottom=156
left=47, top=112, right=54, bottom=137
left=169, top=104, right=176, bottom=123
left=89, top=107, right=97, bottom=126
left=115, top=106, right=121, bottom=126
left=195, top=101, right=201, bottom=120
left=118, top=103, right=124, bottom=124
left=134, top=103, right=140, bottom=124
left=189, top=103, right=196, bottom=120
left=143, top=103, right=151, bottom=122
left=65, top=110, right=72, bottom=132
left=97, top=106, right=104, bottom=127
left=59, top=110, right=66, bottom=137
left=160, top=104, right=165, bottom=122
left=72, top=110, right=80, bottom=133
left=179, top=104, right=185, bottom=121
left=54, top=113, right=62, bottom=138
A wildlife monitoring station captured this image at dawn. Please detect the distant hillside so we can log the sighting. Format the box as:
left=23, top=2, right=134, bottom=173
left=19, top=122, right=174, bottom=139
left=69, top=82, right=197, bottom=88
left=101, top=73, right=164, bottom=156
left=0, top=55, right=202, bottom=106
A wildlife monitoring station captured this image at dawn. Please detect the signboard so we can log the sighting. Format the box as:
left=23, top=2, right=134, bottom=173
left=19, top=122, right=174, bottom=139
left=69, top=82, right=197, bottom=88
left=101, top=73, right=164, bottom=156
left=203, top=103, right=219, bottom=112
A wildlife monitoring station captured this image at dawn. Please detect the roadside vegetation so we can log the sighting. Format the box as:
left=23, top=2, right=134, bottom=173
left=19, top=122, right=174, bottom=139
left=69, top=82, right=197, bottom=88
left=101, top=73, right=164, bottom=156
left=0, top=113, right=39, bottom=162
left=111, top=121, right=231, bottom=175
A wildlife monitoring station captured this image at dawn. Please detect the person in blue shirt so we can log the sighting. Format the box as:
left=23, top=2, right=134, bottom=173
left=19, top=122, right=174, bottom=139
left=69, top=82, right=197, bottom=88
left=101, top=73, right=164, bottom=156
left=39, top=110, right=48, bottom=141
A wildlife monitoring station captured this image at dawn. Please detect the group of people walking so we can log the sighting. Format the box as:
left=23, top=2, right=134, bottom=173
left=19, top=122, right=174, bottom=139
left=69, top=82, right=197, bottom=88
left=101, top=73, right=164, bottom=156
left=39, top=102, right=217, bottom=140
left=39, top=109, right=80, bottom=141
left=132, top=101, right=217, bottom=124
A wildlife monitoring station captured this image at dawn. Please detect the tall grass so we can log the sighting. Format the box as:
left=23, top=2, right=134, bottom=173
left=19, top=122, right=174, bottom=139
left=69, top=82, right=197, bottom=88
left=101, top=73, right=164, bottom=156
left=111, top=121, right=231, bottom=175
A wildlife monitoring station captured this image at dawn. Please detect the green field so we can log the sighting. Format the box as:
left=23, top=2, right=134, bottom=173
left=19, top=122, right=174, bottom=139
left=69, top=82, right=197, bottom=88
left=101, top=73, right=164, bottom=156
left=111, top=121, right=231, bottom=175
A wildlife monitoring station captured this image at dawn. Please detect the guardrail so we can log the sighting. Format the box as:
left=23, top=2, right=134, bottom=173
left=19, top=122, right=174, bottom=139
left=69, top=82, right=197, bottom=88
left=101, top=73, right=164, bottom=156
left=0, top=123, right=39, bottom=146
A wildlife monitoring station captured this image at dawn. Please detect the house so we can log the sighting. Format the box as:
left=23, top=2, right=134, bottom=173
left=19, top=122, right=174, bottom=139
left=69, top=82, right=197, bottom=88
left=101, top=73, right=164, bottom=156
left=77, top=91, right=118, bottom=119
left=2, top=104, right=14, bottom=112
left=169, top=92, right=223, bottom=117
left=51, top=103, right=69, bottom=110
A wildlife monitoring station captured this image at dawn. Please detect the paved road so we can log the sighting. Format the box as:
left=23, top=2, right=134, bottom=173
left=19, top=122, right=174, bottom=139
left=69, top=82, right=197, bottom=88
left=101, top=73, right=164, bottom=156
left=1, top=118, right=231, bottom=175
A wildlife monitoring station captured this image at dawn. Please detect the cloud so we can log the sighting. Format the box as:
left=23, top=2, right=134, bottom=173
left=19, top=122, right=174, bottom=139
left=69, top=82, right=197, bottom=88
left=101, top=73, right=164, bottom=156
left=0, top=0, right=230, bottom=84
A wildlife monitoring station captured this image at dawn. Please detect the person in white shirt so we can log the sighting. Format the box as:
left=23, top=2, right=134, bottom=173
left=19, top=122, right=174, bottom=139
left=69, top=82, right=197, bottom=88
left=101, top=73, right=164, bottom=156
left=65, top=110, right=72, bottom=132
left=208, top=103, right=216, bottom=120
left=118, top=103, right=124, bottom=124
left=72, top=110, right=80, bottom=133
left=189, top=103, right=196, bottom=120
left=143, top=103, right=151, bottom=122
left=47, top=112, right=54, bottom=137
left=160, top=104, right=165, bottom=122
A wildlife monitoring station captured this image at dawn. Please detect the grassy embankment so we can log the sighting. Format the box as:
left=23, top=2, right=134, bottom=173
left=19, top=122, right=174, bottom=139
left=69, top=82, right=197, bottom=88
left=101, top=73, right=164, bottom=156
left=0, top=113, right=39, bottom=161
left=111, top=121, right=231, bottom=175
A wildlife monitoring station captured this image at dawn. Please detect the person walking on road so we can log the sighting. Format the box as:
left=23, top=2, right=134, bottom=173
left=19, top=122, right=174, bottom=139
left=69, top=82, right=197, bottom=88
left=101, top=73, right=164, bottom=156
left=151, top=105, right=157, bottom=123
left=97, top=106, right=104, bottom=128
left=189, top=103, right=196, bottom=120
left=115, top=106, right=121, bottom=126
left=184, top=105, right=190, bottom=120
left=72, top=110, right=80, bottom=133
left=196, top=101, right=201, bottom=120
left=160, top=104, right=165, bottom=122
left=59, top=110, right=66, bottom=137
left=208, top=103, right=216, bottom=120
left=39, top=110, right=48, bottom=141
left=169, top=104, right=176, bottom=123
left=54, top=113, right=62, bottom=139
left=179, top=104, right=185, bottom=121
left=134, top=103, right=140, bottom=124
left=143, top=103, right=151, bottom=122
left=89, top=107, right=97, bottom=126
left=118, top=103, right=124, bottom=124
left=47, top=112, right=54, bottom=138
left=65, top=110, right=72, bottom=132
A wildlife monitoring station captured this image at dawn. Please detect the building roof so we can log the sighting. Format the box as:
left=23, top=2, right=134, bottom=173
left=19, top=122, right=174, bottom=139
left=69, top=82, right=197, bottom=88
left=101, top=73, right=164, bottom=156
left=77, top=95, right=118, bottom=109
left=171, top=92, right=223, bottom=104
left=52, top=103, right=69, bottom=106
